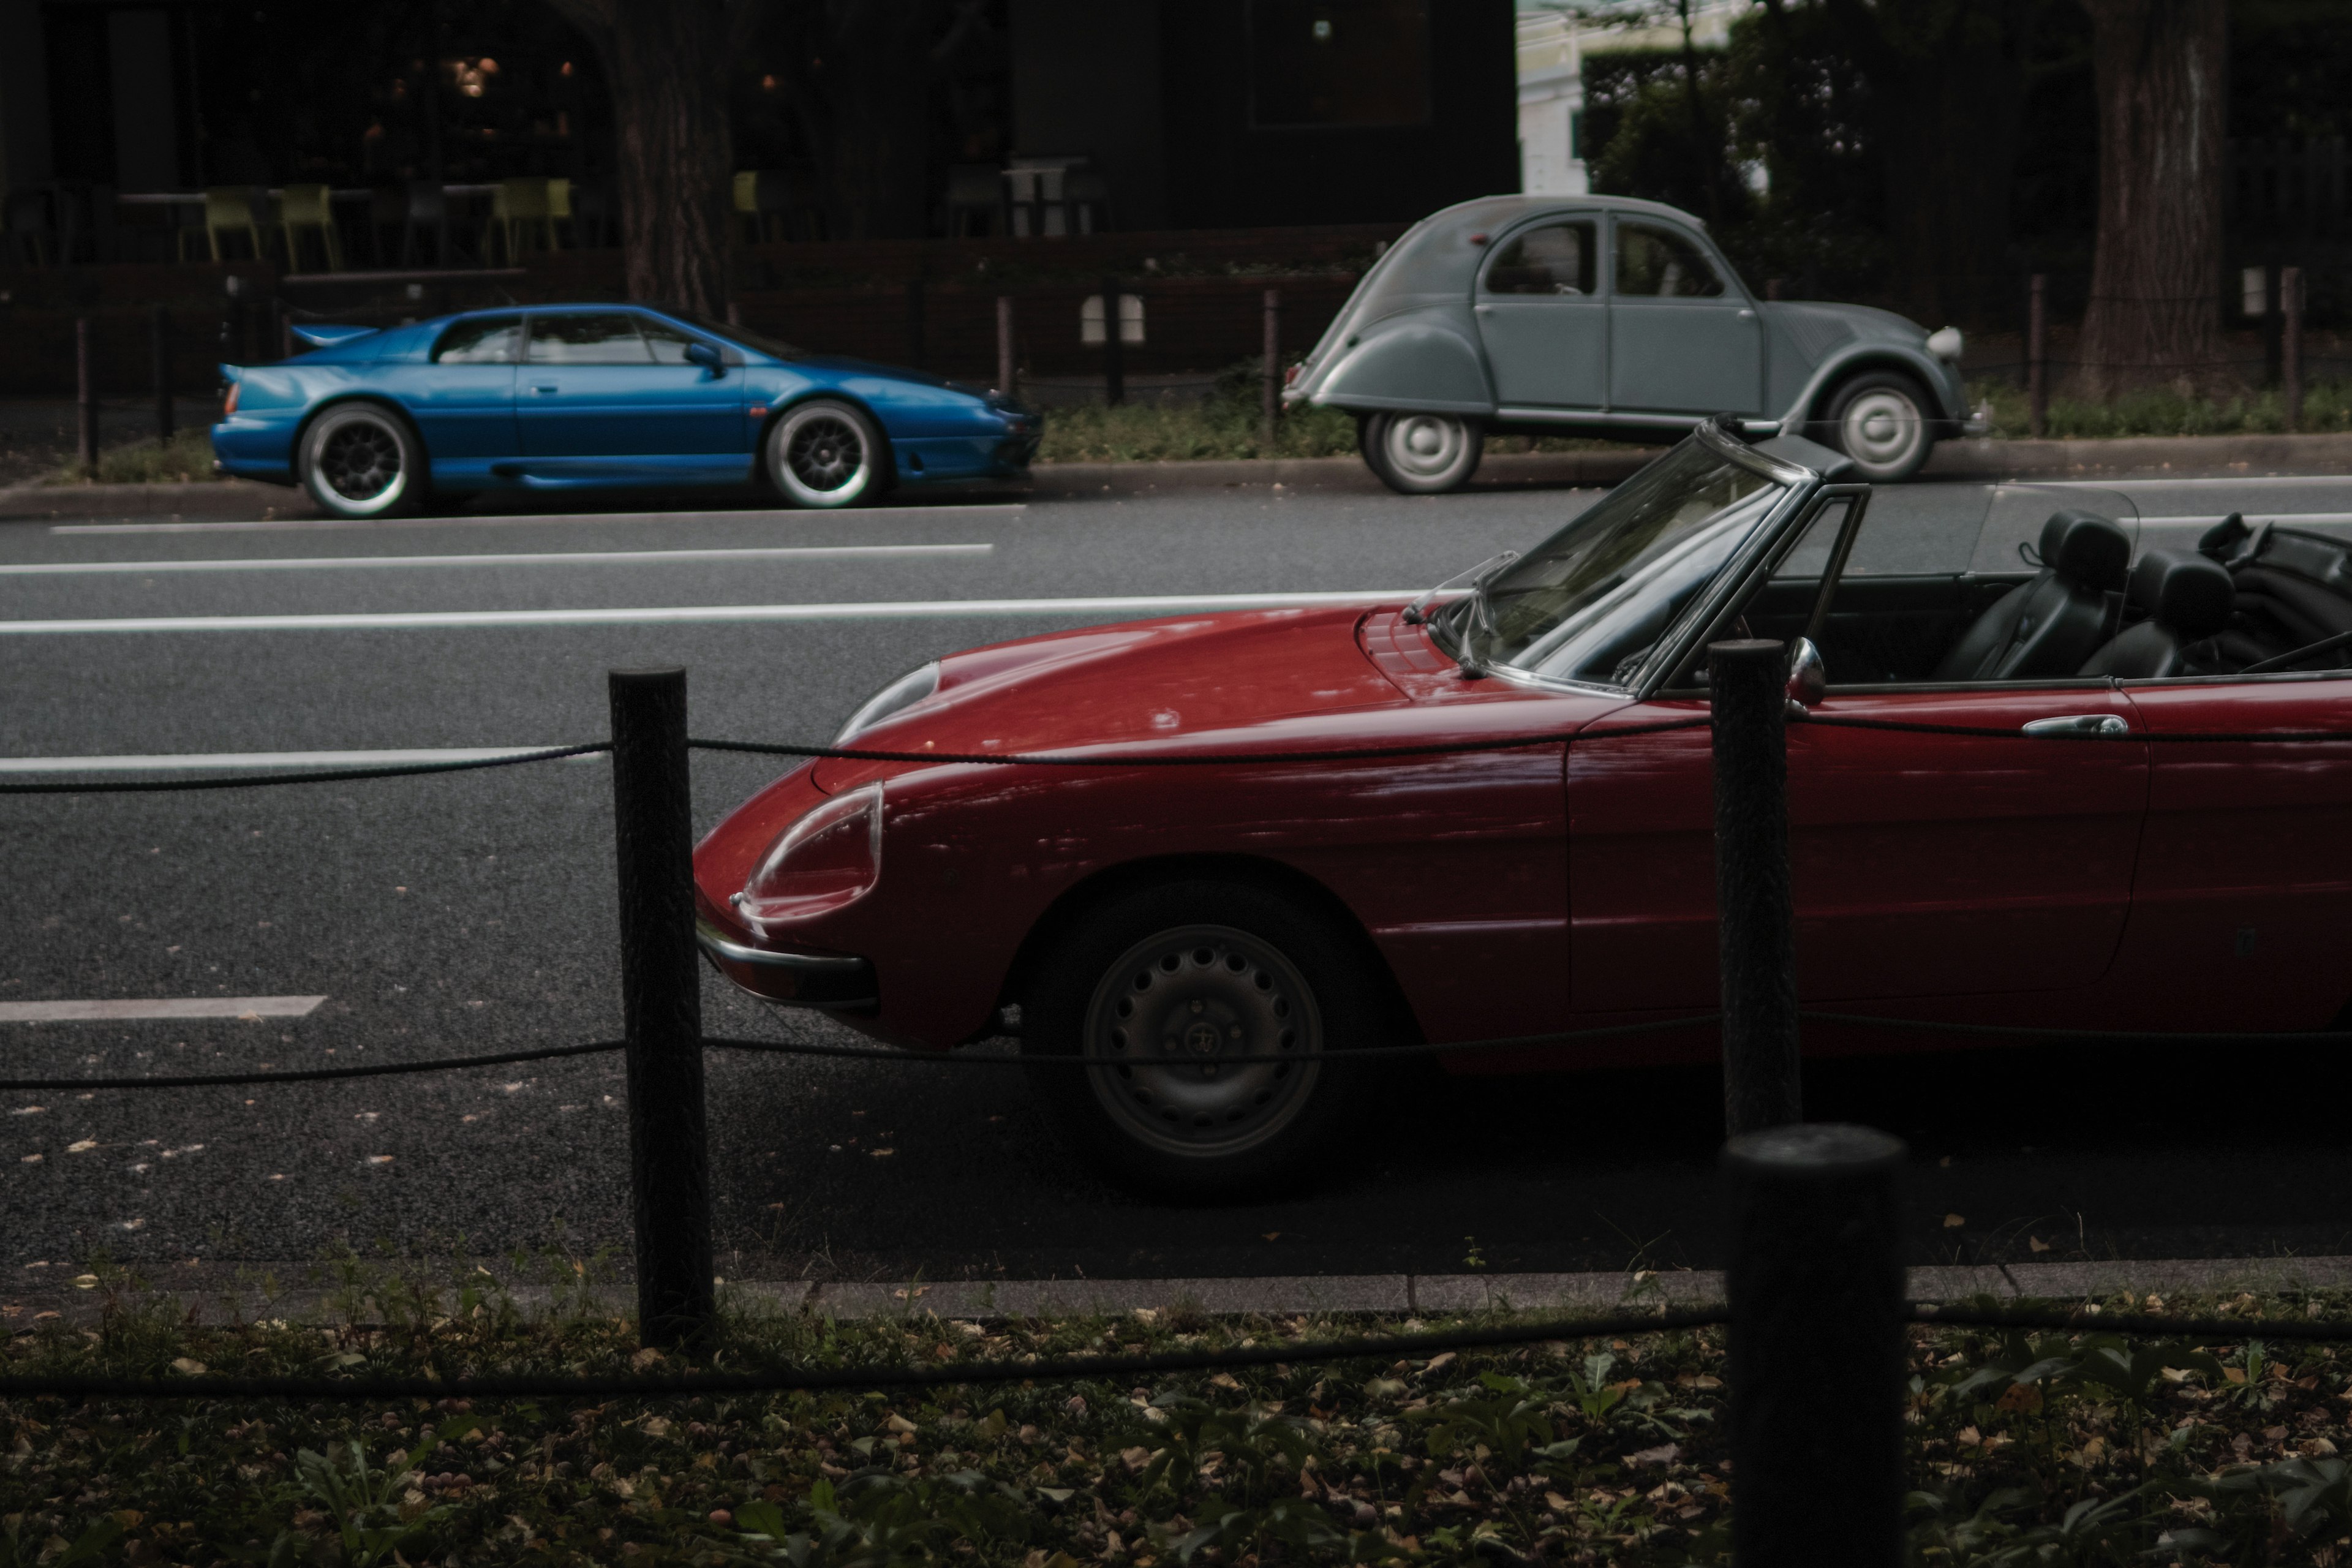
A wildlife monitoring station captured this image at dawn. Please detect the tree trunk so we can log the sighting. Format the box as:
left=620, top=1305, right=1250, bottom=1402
left=2077, top=0, right=2228, bottom=397
left=545, top=0, right=742, bottom=314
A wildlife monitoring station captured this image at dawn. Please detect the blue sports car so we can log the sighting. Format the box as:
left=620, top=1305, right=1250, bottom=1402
left=212, top=304, right=1041, bottom=517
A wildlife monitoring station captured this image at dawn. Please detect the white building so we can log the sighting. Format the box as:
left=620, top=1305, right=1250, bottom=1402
left=1516, top=2, right=1755, bottom=198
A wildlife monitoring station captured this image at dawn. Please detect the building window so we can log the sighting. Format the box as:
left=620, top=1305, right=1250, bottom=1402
left=1248, top=0, right=1430, bottom=129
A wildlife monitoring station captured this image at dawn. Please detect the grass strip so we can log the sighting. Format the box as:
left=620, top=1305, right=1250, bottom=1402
left=7, top=1256, right=2352, bottom=1565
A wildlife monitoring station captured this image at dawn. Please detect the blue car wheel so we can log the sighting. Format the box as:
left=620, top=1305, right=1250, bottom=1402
left=300, top=403, right=421, bottom=519
left=766, top=399, right=884, bottom=509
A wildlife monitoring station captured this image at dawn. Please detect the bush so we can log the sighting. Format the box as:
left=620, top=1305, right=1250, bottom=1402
left=47, top=428, right=221, bottom=485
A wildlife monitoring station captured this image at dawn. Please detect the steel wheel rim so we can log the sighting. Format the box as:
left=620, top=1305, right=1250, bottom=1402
left=318, top=420, right=402, bottom=501
left=1081, top=924, right=1323, bottom=1159
left=783, top=412, right=867, bottom=496
left=1384, top=414, right=1469, bottom=481
left=1842, top=389, right=1923, bottom=469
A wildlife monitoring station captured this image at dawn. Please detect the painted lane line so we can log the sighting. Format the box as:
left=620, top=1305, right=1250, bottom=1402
left=0, top=543, right=992, bottom=576
left=53, top=502, right=1028, bottom=536
left=0, top=590, right=1414, bottom=636
left=0, top=997, right=325, bottom=1023
left=2033, top=475, right=2352, bottom=491
left=0, top=747, right=600, bottom=774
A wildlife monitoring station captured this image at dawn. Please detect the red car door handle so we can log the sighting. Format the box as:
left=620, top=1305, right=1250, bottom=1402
left=2021, top=714, right=2129, bottom=737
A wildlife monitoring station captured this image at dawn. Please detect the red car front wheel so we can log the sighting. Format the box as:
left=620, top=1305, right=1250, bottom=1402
left=1023, top=879, right=1391, bottom=1199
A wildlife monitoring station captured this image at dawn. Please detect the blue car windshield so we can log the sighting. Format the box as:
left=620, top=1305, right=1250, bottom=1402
left=1436, top=434, right=1792, bottom=688
left=665, top=309, right=805, bottom=362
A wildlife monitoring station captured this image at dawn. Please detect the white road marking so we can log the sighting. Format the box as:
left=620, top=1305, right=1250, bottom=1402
left=52, top=502, right=1028, bottom=535
left=0, top=591, right=1411, bottom=636
left=0, top=997, right=325, bottom=1023
left=0, top=747, right=599, bottom=774
left=0, top=543, right=992, bottom=576
left=2136, top=513, right=2352, bottom=529
left=2032, top=475, right=2352, bottom=491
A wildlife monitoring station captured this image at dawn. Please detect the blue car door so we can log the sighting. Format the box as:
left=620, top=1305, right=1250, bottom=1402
left=518, top=311, right=742, bottom=472
left=399, top=315, right=518, bottom=481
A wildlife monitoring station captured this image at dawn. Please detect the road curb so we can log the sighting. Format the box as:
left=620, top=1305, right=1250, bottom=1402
left=8, top=430, right=2350, bottom=522
left=13, top=1256, right=2349, bottom=1329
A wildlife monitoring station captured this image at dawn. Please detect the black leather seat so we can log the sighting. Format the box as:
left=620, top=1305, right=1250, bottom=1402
left=2077, top=549, right=2234, bottom=678
left=1933, top=509, right=2132, bottom=681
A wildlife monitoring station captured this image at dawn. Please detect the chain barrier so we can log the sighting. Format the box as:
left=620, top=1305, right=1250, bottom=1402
left=0, top=743, right=611, bottom=796
left=0, top=1040, right=622, bottom=1093
left=0, top=1308, right=1730, bottom=1403
left=10, top=1302, right=2352, bottom=1406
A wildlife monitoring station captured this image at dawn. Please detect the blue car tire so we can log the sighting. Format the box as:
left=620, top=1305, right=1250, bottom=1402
left=766, top=399, right=886, bottom=509
left=300, top=402, right=421, bottom=519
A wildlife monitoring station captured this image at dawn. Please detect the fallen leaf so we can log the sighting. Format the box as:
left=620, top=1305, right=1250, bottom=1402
left=1943, top=1213, right=1966, bottom=1228
left=1422, top=1352, right=1457, bottom=1374
left=8, top=1106, right=43, bottom=1116
left=365, top=1155, right=394, bottom=1166
left=2029, top=1235, right=2051, bottom=1253
left=870, top=1147, right=895, bottom=1158
left=1630, top=1443, right=1680, bottom=1469
left=67, top=1139, right=97, bottom=1153
left=72, top=1273, right=99, bottom=1289
left=170, top=1358, right=206, bottom=1375
left=18, top=1154, right=39, bottom=1164
left=1262, top=1232, right=1281, bottom=1242
left=119, top=1218, right=146, bottom=1231
left=884, top=1414, right=918, bottom=1434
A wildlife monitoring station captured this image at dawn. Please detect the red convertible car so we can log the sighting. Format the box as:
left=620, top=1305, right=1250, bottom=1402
left=694, top=420, right=2352, bottom=1196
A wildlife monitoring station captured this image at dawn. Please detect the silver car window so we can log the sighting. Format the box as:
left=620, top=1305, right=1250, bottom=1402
left=431, top=315, right=520, bottom=364
left=1484, top=221, right=1598, bottom=296
left=1615, top=222, right=1727, bottom=299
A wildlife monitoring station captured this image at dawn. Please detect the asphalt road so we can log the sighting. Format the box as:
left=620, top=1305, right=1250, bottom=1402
left=7, top=470, right=2352, bottom=1291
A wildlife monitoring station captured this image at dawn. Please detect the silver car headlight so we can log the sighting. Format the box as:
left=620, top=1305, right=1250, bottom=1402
left=834, top=662, right=940, bottom=746
left=1926, top=326, right=1964, bottom=362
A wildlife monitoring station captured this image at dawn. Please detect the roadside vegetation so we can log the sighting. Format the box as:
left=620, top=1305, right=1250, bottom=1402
left=45, top=429, right=221, bottom=486
left=1971, top=378, right=2352, bottom=441
left=7, top=1253, right=2352, bottom=1566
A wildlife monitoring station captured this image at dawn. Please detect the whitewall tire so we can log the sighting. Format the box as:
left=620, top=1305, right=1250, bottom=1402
left=1363, top=411, right=1483, bottom=495
left=1825, top=372, right=1934, bottom=482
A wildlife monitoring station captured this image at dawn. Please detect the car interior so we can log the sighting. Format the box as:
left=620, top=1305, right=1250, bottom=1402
left=1726, top=507, right=2352, bottom=688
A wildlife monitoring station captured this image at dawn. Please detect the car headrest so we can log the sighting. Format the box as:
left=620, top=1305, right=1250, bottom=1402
left=2039, top=509, right=2131, bottom=592
left=2126, top=549, right=2234, bottom=638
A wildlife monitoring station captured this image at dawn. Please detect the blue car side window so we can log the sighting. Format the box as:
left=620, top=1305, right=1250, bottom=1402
left=527, top=313, right=655, bottom=364
left=638, top=317, right=704, bottom=365
left=432, top=316, right=521, bottom=363
left=1615, top=224, right=1726, bottom=299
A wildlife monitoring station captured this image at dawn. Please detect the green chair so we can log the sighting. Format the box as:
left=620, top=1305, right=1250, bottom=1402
left=202, top=186, right=278, bottom=263
left=277, top=183, right=344, bottom=271
left=490, top=177, right=555, bottom=263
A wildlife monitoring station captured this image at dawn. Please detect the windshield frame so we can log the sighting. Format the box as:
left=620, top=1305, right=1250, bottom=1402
left=1429, top=421, right=1825, bottom=698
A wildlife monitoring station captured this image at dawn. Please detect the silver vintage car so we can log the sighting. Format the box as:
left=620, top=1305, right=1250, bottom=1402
left=1286, top=194, right=1979, bottom=489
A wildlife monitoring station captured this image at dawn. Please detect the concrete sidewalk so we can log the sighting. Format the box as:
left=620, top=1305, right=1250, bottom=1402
left=11, top=1254, right=2349, bottom=1329
left=6, top=429, right=2352, bottom=522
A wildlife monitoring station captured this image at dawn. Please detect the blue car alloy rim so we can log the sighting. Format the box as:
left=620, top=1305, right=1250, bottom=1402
left=318, top=420, right=402, bottom=502
left=770, top=401, right=876, bottom=508
left=1083, top=924, right=1324, bottom=1159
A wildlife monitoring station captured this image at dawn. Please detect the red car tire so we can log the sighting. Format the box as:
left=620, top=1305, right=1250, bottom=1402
left=1022, top=878, right=1392, bottom=1199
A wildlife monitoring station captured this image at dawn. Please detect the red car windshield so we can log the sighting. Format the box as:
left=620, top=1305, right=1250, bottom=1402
left=1439, top=435, right=1791, bottom=687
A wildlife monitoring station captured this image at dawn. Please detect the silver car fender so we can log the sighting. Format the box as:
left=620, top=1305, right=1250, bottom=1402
left=1776, top=341, right=1968, bottom=432
left=1304, top=309, right=1494, bottom=417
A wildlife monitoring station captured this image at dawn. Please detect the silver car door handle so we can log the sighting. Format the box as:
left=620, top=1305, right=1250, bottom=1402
left=2021, top=714, right=2129, bottom=737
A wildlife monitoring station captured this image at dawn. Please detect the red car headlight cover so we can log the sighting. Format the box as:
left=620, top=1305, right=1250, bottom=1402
left=740, top=784, right=882, bottom=924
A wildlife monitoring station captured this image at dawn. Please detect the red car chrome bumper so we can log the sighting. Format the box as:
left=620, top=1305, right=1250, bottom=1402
left=694, top=917, right=878, bottom=1009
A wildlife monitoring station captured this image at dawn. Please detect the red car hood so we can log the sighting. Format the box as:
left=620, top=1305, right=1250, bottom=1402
left=812, top=601, right=1409, bottom=788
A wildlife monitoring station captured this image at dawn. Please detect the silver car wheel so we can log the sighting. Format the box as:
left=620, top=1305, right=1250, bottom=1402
left=1081, top=924, right=1322, bottom=1161
left=300, top=405, right=415, bottom=519
left=1833, top=383, right=1929, bottom=480
left=767, top=400, right=878, bottom=508
left=1378, top=412, right=1480, bottom=493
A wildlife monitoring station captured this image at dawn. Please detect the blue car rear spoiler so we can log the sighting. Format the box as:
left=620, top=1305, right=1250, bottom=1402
left=288, top=322, right=381, bottom=350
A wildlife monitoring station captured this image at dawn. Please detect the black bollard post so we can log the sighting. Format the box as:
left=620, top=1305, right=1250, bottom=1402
left=1708, top=639, right=1800, bottom=1137
left=1724, top=1123, right=1907, bottom=1568
left=1261, top=288, right=1280, bottom=450
left=1100, top=274, right=1124, bottom=407
left=75, top=318, right=98, bottom=481
left=151, top=306, right=174, bottom=445
left=996, top=295, right=1016, bottom=400
left=609, top=668, right=716, bottom=1349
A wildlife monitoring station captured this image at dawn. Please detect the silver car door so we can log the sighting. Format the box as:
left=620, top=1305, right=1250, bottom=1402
left=1474, top=216, right=1607, bottom=408
left=1606, top=217, right=1763, bottom=414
